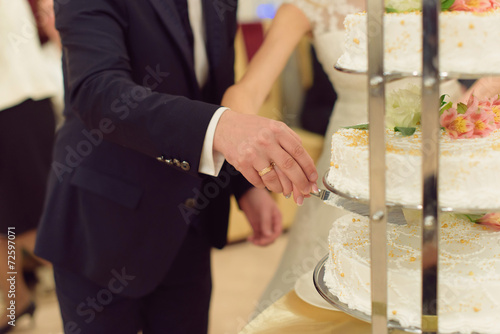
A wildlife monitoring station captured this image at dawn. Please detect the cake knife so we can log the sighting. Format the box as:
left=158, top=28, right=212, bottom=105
left=311, top=188, right=406, bottom=223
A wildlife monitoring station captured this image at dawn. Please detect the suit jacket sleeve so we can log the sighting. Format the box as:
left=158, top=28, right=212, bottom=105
left=56, top=0, right=219, bottom=178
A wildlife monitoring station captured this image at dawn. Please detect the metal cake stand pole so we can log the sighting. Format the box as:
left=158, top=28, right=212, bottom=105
left=421, top=0, right=441, bottom=333
left=368, top=0, right=440, bottom=332
left=367, top=0, right=388, bottom=333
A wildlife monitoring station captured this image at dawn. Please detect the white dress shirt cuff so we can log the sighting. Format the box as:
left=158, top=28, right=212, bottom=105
left=199, top=107, right=227, bottom=176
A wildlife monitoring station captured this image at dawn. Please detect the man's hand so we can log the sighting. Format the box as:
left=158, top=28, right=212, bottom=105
left=38, top=0, right=61, bottom=48
left=214, top=110, right=319, bottom=205
left=239, top=188, right=282, bottom=246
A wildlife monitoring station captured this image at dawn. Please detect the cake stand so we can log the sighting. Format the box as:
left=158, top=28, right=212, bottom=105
left=312, top=0, right=500, bottom=333
left=313, top=255, right=423, bottom=334
left=333, top=63, right=498, bottom=82
left=319, top=170, right=500, bottom=216
left=312, top=254, right=483, bottom=334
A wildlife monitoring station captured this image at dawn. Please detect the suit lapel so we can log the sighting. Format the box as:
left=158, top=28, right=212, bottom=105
left=148, top=0, right=194, bottom=70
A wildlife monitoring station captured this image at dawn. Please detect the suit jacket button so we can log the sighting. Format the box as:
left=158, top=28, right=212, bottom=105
left=181, top=161, right=190, bottom=171
left=165, top=159, right=173, bottom=165
left=173, top=159, right=181, bottom=167
left=184, top=198, right=196, bottom=208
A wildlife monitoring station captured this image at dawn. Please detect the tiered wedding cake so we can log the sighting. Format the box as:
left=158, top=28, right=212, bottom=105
left=322, top=2, right=500, bottom=332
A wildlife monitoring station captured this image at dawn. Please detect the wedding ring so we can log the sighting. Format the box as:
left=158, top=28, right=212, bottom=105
left=258, top=162, right=276, bottom=177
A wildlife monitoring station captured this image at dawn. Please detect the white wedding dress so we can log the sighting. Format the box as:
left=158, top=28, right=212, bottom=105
left=255, top=0, right=463, bottom=314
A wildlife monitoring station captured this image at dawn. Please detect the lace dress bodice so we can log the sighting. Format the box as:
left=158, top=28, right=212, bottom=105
left=287, top=0, right=367, bottom=131
left=286, top=0, right=364, bottom=34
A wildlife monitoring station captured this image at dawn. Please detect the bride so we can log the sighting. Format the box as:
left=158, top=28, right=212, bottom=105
left=222, top=0, right=463, bottom=313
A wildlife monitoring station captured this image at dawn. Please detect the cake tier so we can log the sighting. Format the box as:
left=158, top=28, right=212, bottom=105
left=328, top=128, right=500, bottom=209
left=337, top=10, right=500, bottom=74
left=325, top=212, right=500, bottom=334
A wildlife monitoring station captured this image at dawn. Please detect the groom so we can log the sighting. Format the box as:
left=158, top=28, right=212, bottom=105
left=35, top=0, right=317, bottom=333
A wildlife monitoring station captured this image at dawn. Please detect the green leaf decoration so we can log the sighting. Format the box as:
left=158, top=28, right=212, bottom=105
left=343, top=123, right=369, bottom=130
left=440, top=101, right=453, bottom=115
left=441, top=0, right=455, bottom=10
left=440, top=94, right=450, bottom=108
left=457, top=102, right=468, bottom=114
left=463, top=214, right=484, bottom=223
left=394, top=127, right=416, bottom=136
left=386, top=0, right=455, bottom=12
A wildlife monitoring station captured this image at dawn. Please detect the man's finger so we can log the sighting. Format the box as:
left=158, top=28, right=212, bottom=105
left=274, top=165, right=292, bottom=198
left=239, top=166, right=266, bottom=189
left=265, top=150, right=312, bottom=196
left=255, top=161, right=283, bottom=194
left=280, top=135, right=317, bottom=184
left=292, top=184, right=304, bottom=206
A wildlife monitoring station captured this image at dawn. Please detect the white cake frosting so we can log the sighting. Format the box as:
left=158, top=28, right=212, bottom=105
left=327, top=128, right=500, bottom=210
left=337, top=10, right=500, bottom=74
left=325, top=212, right=500, bottom=334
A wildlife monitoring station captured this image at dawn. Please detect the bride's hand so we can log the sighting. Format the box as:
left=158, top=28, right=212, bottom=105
left=214, top=109, right=318, bottom=203
left=460, top=77, right=500, bottom=102
left=222, top=83, right=260, bottom=115
left=238, top=188, right=282, bottom=246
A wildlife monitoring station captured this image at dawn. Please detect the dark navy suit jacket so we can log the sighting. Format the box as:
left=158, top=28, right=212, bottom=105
left=35, top=0, right=251, bottom=297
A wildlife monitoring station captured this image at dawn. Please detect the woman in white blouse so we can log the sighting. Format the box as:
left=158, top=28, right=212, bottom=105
left=0, top=0, right=59, bottom=330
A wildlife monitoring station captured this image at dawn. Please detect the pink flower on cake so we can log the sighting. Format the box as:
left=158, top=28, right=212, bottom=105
left=451, top=0, right=496, bottom=11
left=489, top=105, right=500, bottom=129
left=490, top=0, right=500, bottom=8
left=490, top=95, right=500, bottom=106
left=440, top=108, right=474, bottom=138
left=469, top=107, right=495, bottom=137
left=490, top=95, right=500, bottom=129
left=466, top=93, right=480, bottom=111
left=465, top=95, right=496, bottom=137
left=476, top=213, right=500, bottom=229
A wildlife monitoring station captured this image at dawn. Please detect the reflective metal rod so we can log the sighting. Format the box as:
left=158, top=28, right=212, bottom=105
left=367, top=0, right=388, bottom=333
left=421, top=0, right=440, bottom=333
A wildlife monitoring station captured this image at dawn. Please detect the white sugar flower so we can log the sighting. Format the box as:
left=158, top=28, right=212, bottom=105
left=385, top=84, right=422, bottom=129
